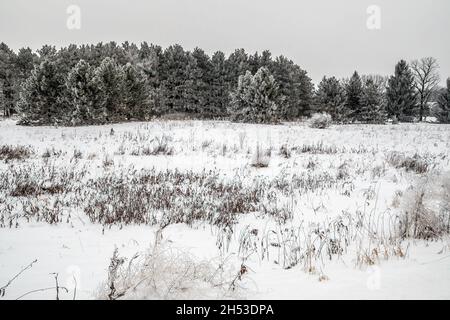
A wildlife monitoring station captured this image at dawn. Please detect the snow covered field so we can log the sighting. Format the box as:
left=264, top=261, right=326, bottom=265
left=0, top=119, right=449, bottom=300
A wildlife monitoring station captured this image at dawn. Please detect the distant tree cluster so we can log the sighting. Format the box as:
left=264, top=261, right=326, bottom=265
left=314, top=72, right=388, bottom=124
left=314, top=58, right=447, bottom=124
left=0, top=41, right=448, bottom=125
left=0, top=42, right=313, bottom=125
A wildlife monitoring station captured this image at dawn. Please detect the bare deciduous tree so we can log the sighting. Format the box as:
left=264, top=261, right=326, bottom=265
left=411, top=57, right=440, bottom=121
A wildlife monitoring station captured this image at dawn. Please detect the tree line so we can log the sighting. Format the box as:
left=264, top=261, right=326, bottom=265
left=0, top=41, right=449, bottom=125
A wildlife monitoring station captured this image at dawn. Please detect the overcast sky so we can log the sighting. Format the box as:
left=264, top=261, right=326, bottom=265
left=1, top=0, right=449, bottom=86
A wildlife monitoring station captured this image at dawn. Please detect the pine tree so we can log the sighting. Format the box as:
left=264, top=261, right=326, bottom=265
left=183, top=48, right=212, bottom=115
left=92, top=57, right=125, bottom=123
left=66, top=59, right=97, bottom=125
left=345, top=71, right=363, bottom=122
left=229, top=71, right=253, bottom=121
left=160, top=44, right=189, bottom=113
left=434, top=78, right=450, bottom=123
left=37, top=45, right=57, bottom=61
left=271, top=56, right=313, bottom=119
left=386, top=60, right=417, bottom=120
left=0, top=43, right=17, bottom=117
left=210, top=51, right=228, bottom=116
left=57, top=44, right=81, bottom=75
left=230, top=67, right=282, bottom=123
left=225, top=49, right=249, bottom=92
left=122, top=63, right=152, bottom=120
left=315, top=76, right=347, bottom=121
left=251, top=67, right=283, bottom=123
left=359, top=78, right=387, bottom=123
left=138, top=43, right=165, bottom=115
left=15, top=47, right=37, bottom=84
left=18, top=59, right=67, bottom=125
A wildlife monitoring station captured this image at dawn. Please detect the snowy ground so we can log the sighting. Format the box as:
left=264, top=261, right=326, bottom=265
left=0, top=119, right=449, bottom=300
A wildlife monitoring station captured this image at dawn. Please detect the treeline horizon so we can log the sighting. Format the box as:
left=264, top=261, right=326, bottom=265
left=0, top=41, right=449, bottom=125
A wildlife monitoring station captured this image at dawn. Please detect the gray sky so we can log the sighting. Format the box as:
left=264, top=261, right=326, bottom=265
left=1, top=0, right=449, bottom=86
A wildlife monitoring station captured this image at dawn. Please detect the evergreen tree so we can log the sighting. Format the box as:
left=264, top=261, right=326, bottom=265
left=225, top=49, right=249, bottom=92
left=184, top=48, right=212, bottom=114
left=359, top=78, right=387, bottom=123
left=271, top=56, right=313, bottom=119
left=37, top=45, right=57, bottom=61
left=315, top=76, right=347, bottom=121
left=56, top=44, right=81, bottom=75
left=230, top=67, right=282, bottom=123
left=66, top=59, right=97, bottom=125
left=0, top=43, right=17, bottom=116
left=345, top=71, right=363, bottom=121
left=229, top=71, right=253, bottom=121
left=15, top=47, right=37, bottom=83
left=434, top=78, right=450, bottom=123
left=122, top=63, right=152, bottom=120
left=210, top=51, right=228, bottom=116
left=92, top=57, right=125, bottom=122
left=18, top=59, right=67, bottom=125
left=386, top=60, right=417, bottom=120
left=248, top=52, right=262, bottom=74
left=160, top=44, right=189, bottom=113
left=138, top=43, right=165, bottom=115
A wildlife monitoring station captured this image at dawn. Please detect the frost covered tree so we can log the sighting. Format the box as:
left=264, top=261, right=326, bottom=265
left=18, top=59, right=67, bottom=125
left=433, top=78, right=450, bottom=123
left=344, top=71, right=363, bottom=121
left=359, top=77, right=387, bottom=123
left=386, top=60, right=417, bottom=120
left=137, top=43, right=165, bottom=115
left=92, top=57, right=125, bottom=123
left=315, top=76, right=347, bottom=122
left=229, top=71, right=253, bottom=121
left=271, top=56, right=313, bottom=119
left=183, top=48, right=212, bottom=114
left=0, top=43, right=17, bottom=117
left=229, top=67, right=283, bottom=123
left=160, top=44, right=190, bottom=113
left=209, top=51, right=228, bottom=116
left=121, top=63, right=152, bottom=120
left=224, top=48, right=250, bottom=100
left=66, top=59, right=97, bottom=125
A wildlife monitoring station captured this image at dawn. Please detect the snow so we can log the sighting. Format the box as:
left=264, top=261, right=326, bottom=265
left=0, top=119, right=449, bottom=299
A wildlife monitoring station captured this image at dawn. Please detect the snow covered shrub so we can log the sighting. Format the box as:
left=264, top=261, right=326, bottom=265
left=386, top=152, right=428, bottom=174
left=309, top=113, right=332, bottom=129
left=250, top=143, right=271, bottom=168
left=0, top=145, right=33, bottom=162
left=398, top=173, right=450, bottom=239
left=151, top=134, right=174, bottom=155
left=140, top=134, right=174, bottom=156
left=391, top=115, right=399, bottom=125
left=298, top=141, right=338, bottom=154
left=279, top=144, right=291, bottom=158
left=97, top=243, right=245, bottom=299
